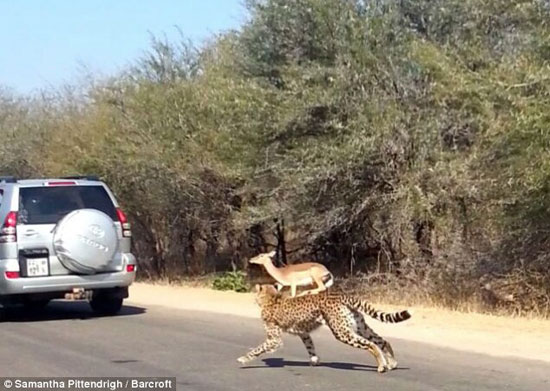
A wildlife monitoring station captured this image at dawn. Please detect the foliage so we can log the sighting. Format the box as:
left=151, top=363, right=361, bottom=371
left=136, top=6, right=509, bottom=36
left=212, top=271, right=249, bottom=293
left=1, top=0, right=550, bottom=314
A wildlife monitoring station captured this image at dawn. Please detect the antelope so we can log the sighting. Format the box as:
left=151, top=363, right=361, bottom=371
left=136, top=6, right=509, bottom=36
left=248, top=250, right=334, bottom=297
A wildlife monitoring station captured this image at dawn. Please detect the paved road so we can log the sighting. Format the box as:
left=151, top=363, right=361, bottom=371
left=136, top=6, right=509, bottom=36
left=0, top=301, right=548, bottom=391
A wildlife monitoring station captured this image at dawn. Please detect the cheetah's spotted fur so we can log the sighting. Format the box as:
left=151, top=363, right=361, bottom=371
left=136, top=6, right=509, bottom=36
left=237, top=284, right=411, bottom=373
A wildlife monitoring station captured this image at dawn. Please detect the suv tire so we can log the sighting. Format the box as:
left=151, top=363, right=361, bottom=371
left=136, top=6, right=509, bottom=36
left=90, top=296, right=123, bottom=315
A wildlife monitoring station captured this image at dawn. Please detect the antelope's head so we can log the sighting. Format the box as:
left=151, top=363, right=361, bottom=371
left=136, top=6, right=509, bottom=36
left=248, top=250, right=276, bottom=265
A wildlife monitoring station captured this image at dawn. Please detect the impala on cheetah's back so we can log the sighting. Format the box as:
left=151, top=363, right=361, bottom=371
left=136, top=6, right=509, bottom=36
left=248, top=251, right=334, bottom=297
left=237, top=284, right=411, bottom=373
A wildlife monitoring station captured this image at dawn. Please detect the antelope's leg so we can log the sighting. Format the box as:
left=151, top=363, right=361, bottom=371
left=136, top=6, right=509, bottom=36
left=296, top=274, right=327, bottom=296
left=290, top=283, right=297, bottom=298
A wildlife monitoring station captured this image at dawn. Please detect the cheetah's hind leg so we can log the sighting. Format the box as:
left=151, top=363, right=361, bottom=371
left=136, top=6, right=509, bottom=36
left=352, top=311, right=397, bottom=370
left=324, top=310, right=389, bottom=373
left=299, top=333, right=320, bottom=366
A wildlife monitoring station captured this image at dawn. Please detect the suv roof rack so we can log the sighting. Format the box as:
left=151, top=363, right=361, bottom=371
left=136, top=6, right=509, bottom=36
left=0, top=176, right=17, bottom=183
left=60, top=175, right=100, bottom=181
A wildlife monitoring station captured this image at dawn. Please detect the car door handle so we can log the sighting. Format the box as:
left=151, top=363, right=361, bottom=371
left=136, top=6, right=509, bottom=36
left=24, top=229, right=39, bottom=236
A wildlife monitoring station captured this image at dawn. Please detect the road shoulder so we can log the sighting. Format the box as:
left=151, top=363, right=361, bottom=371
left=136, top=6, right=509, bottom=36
left=127, top=282, right=550, bottom=363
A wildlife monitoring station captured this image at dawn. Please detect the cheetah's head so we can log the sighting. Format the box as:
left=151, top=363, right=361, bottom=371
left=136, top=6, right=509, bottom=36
left=254, top=283, right=279, bottom=295
left=253, top=283, right=281, bottom=305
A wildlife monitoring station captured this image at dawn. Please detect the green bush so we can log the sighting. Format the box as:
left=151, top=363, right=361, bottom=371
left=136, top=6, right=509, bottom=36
left=212, top=271, right=249, bottom=293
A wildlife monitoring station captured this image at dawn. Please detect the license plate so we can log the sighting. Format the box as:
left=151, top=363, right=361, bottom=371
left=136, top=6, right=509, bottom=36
left=27, top=258, right=49, bottom=277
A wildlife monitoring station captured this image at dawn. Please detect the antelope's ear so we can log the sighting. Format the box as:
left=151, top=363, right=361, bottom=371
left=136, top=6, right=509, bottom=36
left=254, top=284, right=261, bottom=293
left=268, top=250, right=277, bottom=258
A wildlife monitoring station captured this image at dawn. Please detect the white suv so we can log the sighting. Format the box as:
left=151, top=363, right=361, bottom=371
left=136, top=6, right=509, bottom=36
left=0, top=175, right=136, bottom=317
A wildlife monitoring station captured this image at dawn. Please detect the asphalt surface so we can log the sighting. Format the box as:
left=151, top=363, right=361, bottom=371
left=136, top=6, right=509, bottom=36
left=0, top=301, right=549, bottom=391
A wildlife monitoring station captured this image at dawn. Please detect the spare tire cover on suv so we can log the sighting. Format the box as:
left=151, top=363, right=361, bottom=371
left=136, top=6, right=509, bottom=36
left=53, top=209, right=119, bottom=274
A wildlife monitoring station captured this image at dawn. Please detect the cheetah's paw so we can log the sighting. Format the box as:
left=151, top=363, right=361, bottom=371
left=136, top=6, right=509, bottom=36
left=309, top=356, right=320, bottom=366
left=237, top=356, right=251, bottom=364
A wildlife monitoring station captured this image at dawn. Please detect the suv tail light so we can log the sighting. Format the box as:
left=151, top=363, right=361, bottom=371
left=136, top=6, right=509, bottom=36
left=116, top=208, right=132, bottom=238
left=5, top=271, right=20, bottom=279
left=0, top=211, right=17, bottom=243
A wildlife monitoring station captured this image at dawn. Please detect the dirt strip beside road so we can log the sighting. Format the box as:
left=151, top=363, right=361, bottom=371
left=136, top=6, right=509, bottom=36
left=127, top=282, right=550, bottom=363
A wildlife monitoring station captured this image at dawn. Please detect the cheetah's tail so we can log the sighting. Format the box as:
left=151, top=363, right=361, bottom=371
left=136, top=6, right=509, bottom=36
left=345, top=297, right=412, bottom=323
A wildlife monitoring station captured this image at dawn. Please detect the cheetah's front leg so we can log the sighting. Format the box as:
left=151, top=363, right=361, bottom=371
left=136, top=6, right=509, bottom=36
left=237, top=325, right=283, bottom=364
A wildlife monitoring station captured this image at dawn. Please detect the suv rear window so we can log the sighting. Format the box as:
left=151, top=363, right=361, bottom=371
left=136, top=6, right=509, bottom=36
left=18, top=186, right=117, bottom=224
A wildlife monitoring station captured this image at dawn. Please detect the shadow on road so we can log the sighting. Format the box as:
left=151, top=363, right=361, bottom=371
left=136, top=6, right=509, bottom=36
left=111, top=359, right=140, bottom=364
left=242, top=357, right=410, bottom=372
left=1, top=301, right=146, bottom=323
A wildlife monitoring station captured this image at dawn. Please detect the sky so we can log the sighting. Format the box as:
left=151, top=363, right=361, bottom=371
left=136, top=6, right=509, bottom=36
left=0, top=0, right=245, bottom=94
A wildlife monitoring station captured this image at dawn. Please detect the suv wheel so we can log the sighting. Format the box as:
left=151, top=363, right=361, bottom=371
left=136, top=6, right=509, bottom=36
left=90, top=296, right=123, bottom=315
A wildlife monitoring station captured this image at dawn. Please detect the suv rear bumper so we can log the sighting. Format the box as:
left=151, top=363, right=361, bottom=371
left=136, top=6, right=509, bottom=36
left=0, top=253, right=136, bottom=295
left=0, top=287, right=129, bottom=307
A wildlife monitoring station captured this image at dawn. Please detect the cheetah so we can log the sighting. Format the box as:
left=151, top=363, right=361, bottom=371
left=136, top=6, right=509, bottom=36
left=237, top=284, right=411, bottom=373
